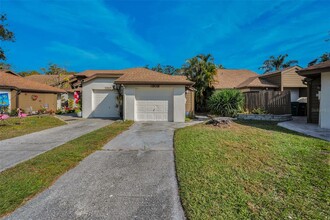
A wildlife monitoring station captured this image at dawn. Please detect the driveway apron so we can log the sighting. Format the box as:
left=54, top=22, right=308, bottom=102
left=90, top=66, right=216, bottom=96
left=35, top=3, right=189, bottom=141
left=0, top=118, right=113, bottom=172
left=3, top=122, right=189, bottom=220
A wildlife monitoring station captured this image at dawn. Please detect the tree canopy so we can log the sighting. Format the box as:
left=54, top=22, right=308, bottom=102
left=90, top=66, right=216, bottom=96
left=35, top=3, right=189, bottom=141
left=308, top=52, right=330, bottom=67
left=182, top=54, right=217, bottom=112
left=0, top=62, right=11, bottom=70
left=0, top=14, right=15, bottom=61
left=259, top=54, right=298, bottom=73
left=17, top=70, right=41, bottom=77
left=41, top=63, right=74, bottom=75
left=308, top=33, right=330, bottom=66
left=145, top=64, right=180, bottom=75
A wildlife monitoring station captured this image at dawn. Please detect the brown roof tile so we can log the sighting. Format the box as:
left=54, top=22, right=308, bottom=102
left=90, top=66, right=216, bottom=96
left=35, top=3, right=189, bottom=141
left=78, top=69, right=127, bottom=77
left=213, top=69, right=258, bottom=89
left=115, top=68, right=193, bottom=85
left=237, top=76, right=278, bottom=88
left=25, top=74, right=74, bottom=86
left=0, top=71, right=65, bottom=93
left=79, top=68, right=193, bottom=85
left=297, top=60, right=330, bottom=75
left=260, top=65, right=302, bottom=77
left=66, top=88, right=81, bottom=93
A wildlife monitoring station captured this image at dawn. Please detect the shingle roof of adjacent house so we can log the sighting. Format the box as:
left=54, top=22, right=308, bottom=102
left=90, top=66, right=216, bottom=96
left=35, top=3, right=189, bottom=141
left=0, top=71, right=65, bottom=93
left=237, top=76, right=279, bottom=89
left=213, top=69, right=279, bottom=90
left=297, top=60, right=330, bottom=75
left=79, top=68, right=193, bottom=85
left=213, top=69, right=277, bottom=89
left=213, top=69, right=258, bottom=89
left=25, top=74, right=74, bottom=86
left=259, top=65, right=302, bottom=78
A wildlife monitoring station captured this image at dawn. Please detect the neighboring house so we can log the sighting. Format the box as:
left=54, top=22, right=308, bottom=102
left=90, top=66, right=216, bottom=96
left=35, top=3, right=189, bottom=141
left=258, top=66, right=307, bottom=102
left=25, top=74, right=76, bottom=107
left=213, top=69, right=279, bottom=92
left=25, top=74, right=74, bottom=89
left=213, top=66, right=307, bottom=102
left=0, top=71, right=65, bottom=113
left=297, top=60, right=330, bottom=129
left=75, top=68, right=194, bottom=122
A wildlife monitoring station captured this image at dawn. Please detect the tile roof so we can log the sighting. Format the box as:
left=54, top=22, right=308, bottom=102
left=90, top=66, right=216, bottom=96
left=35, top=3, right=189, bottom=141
left=80, top=68, right=193, bottom=85
left=25, top=74, right=74, bottom=86
left=213, top=69, right=259, bottom=89
left=0, top=71, right=65, bottom=93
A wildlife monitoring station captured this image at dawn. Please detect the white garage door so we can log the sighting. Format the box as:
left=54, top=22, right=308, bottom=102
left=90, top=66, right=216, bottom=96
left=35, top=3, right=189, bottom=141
left=135, top=88, right=173, bottom=121
left=92, top=90, right=119, bottom=118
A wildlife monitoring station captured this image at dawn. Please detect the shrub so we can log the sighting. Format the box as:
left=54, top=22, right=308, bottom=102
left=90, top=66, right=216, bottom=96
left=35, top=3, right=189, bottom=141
left=68, top=98, right=74, bottom=109
left=9, top=108, right=18, bottom=116
left=251, top=107, right=268, bottom=114
left=74, top=105, right=81, bottom=113
left=55, top=109, right=63, bottom=115
left=207, top=89, right=244, bottom=117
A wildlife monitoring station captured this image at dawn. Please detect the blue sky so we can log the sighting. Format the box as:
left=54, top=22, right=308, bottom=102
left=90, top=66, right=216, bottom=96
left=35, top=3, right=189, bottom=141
left=1, top=0, right=330, bottom=73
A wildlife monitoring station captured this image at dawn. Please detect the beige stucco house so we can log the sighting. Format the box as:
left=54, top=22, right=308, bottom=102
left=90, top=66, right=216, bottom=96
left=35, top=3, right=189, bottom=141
left=0, top=71, right=65, bottom=113
left=297, top=60, right=330, bottom=129
left=25, top=74, right=77, bottom=107
left=76, top=68, right=194, bottom=122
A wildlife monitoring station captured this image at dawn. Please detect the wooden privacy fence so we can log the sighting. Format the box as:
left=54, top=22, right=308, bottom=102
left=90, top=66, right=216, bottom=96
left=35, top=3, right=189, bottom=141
left=244, top=91, right=291, bottom=115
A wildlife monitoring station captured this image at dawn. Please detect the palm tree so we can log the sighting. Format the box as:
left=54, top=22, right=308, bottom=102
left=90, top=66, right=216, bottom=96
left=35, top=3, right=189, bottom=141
left=320, top=52, right=330, bottom=62
left=182, top=54, right=217, bottom=112
left=308, top=52, right=330, bottom=66
left=217, top=64, right=225, bottom=69
left=259, top=54, right=298, bottom=73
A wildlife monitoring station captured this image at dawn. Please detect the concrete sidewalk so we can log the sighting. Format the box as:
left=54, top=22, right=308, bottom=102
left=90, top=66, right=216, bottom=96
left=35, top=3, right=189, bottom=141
left=278, top=117, right=330, bottom=142
left=3, top=122, right=192, bottom=220
left=0, top=118, right=113, bottom=172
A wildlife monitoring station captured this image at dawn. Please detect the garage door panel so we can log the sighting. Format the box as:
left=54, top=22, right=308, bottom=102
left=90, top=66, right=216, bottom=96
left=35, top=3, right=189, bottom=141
left=136, top=105, right=146, bottom=112
left=135, top=88, right=173, bottom=122
left=155, top=113, right=166, bottom=121
left=93, top=90, right=119, bottom=118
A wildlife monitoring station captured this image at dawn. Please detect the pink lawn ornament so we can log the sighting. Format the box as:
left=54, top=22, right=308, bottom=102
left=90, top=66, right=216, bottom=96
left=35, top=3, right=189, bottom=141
left=0, top=114, right=10, bottom=125
left=0, top=114, right=10, bottom=121
left=17, top=108, right=28, bottom=124
left=17, top=108, right=28, bottom=119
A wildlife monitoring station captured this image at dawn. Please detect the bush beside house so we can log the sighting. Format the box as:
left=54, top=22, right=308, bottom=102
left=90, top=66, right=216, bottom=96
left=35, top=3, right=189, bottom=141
left=207, top=89, right=244, bottom=117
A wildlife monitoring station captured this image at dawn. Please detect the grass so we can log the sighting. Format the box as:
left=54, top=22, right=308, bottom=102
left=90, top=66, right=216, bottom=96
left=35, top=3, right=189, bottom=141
left=0, top=116, right=66, bottom=141
left=174, top=120, right=330, bottom=220
left=185, top=117, right=192, bottom=122
left=0, top=120, right=133, bottom=217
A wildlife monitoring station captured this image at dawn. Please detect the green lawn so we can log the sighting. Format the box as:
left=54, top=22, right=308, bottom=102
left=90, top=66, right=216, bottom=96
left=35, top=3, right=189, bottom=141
left=0, top=120, right=133, bottom=217
left=0, top=116, right=66, bottom=141
left=175, top=121, right=330, bottom=220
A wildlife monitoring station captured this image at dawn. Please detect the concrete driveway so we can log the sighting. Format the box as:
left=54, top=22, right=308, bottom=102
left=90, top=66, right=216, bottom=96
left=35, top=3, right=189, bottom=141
left=4, top=122, right=192, bottom=220
left=0, top=118, right=113, bottom=172
left=278, top=117, right=330, bottom=142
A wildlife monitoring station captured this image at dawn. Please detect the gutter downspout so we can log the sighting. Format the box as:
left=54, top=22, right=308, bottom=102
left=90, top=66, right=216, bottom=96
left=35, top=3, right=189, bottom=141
left=16, top=90, right=21, bottom=110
